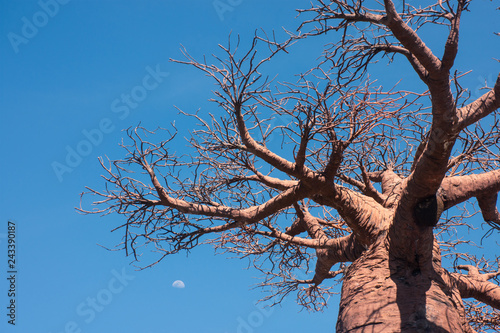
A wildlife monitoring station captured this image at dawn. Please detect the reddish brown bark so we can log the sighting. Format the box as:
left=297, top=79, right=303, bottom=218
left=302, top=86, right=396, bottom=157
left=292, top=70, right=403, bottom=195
left=81, top=0, right=500, bottom=331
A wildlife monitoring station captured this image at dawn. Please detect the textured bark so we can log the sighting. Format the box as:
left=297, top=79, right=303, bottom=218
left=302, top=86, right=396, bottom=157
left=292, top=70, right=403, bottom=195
left=338, top=245, right=468, bottom=332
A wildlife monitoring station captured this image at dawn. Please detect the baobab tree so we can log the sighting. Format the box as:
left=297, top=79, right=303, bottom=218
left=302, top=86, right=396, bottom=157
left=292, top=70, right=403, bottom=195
left=80, top=0, right=500, bottom=332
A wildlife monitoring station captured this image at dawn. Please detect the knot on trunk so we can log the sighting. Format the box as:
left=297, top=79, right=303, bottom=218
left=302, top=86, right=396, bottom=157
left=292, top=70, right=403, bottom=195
left=414, top=194, right=444, bottom=227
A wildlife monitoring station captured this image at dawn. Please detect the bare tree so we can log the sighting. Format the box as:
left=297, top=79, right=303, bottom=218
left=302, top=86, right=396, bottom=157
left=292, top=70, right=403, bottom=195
left=80, top=1, right=500, bottom=331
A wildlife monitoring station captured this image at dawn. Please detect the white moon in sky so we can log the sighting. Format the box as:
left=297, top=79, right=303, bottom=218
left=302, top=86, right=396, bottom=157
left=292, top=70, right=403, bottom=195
left=172, top=280, right=185, bottom=288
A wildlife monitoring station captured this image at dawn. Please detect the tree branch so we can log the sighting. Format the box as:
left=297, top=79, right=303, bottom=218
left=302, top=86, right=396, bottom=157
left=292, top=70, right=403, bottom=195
left=312, top=233, right=365, bottom=285
left=235, top=164, right=298, bottom=191
left=458, top=73, right=500, bottom=129
left=312, top=185, right=388, bottom=245
left=441, top=0, right=465, bottom=71
left=383, top=0, right=442, bottom=74
left=453, top=265, right=500, bottom=310
left=477, top=193, right=500, bottom=227
left=234, top=103, right=315, bottom=180
left=439, top=170, right=500, bottom=229
left=292, top=204, right=365, bottom=285
left=440, top=170, right=500, bottom=208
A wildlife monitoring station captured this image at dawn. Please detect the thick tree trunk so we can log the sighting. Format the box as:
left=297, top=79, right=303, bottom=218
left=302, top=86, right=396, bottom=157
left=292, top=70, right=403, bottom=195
left=336, top=238, right=470, bottom=332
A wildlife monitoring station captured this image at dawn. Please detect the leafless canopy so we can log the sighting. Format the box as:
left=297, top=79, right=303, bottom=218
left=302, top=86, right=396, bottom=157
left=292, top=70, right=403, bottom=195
left=80, top=0, right=500, bottom=331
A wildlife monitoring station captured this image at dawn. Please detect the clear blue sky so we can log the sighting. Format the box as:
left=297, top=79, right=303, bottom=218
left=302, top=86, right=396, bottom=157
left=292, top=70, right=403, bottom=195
left=0, top=1, right=498, bottom=332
